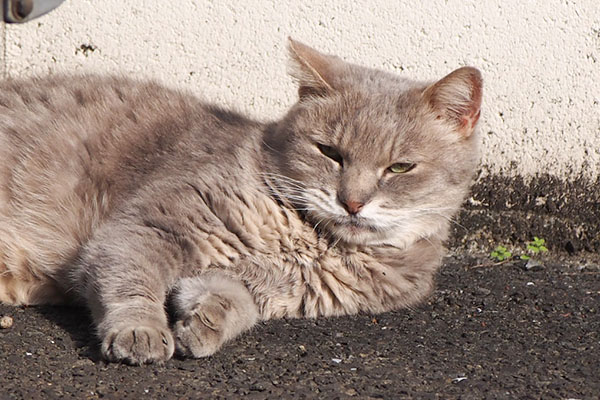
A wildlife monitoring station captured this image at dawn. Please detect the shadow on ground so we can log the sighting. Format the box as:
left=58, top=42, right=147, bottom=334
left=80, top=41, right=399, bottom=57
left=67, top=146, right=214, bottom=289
left=1, top=253, right=598, bottom=399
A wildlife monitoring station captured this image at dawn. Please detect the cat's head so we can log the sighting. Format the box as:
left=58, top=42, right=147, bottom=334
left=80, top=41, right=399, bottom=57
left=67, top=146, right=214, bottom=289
left=265, top=39, right=482, bottom=248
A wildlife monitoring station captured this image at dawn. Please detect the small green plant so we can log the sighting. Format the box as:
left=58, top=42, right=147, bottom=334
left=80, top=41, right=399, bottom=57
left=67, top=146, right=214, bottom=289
left=490, top=245, right=512, bottom=261
left=486, top=237, right=549, bottom=267
left=520, top=236, right=548, bottom=260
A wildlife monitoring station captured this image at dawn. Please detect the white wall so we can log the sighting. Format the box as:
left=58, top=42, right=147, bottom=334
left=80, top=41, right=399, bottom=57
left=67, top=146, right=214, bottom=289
left=2, top=0, right=599, bottom=181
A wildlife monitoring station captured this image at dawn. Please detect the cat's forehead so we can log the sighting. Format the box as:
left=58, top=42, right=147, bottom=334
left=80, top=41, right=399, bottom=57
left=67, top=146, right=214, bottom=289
left=329, top=89, right=429, bottom=162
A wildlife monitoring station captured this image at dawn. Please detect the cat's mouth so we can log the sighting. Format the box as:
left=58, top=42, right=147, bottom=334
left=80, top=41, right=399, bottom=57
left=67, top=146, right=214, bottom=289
left=320, top=215, right=391, bottom=246
left=306, top=209, right=384, bottom=243
left=334, top=216, right=378, bottom=232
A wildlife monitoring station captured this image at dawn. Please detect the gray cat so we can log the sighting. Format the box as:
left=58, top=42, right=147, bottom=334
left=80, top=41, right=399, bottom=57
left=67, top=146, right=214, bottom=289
left=0, top=39, right=482, bottom=364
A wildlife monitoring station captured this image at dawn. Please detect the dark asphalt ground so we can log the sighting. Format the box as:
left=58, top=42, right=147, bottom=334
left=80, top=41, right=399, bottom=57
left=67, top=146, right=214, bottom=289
left=0, top=253, right=598, bottom=399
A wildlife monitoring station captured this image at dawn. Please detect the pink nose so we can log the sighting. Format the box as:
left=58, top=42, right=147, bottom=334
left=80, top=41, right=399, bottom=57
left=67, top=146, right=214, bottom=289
left=343, top=200, right=364, bottom=215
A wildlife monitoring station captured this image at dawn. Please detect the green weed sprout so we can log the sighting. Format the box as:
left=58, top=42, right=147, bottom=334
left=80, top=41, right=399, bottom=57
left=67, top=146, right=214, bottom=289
left=520, top=237, right=548, bottom=260
left=490, top=245, right=512, bottom=261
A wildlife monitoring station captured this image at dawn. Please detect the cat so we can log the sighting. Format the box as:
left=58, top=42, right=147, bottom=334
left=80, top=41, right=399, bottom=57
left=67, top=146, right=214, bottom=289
left=0, top=39, right=482, bottom=364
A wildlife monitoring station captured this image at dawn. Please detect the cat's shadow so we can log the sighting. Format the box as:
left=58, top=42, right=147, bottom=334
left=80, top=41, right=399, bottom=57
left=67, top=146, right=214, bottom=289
left=32, top=305, right=102, bottom=362
left=32, top=302, right=190, bottom=363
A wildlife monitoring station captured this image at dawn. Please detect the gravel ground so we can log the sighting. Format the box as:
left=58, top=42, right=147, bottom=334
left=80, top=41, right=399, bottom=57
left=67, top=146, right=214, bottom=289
left=0, top=253, right=598, bottom=399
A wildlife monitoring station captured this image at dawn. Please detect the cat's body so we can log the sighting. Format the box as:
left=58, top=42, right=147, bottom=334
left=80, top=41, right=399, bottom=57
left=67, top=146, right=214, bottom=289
left=0, top=40, right=482, bottom=364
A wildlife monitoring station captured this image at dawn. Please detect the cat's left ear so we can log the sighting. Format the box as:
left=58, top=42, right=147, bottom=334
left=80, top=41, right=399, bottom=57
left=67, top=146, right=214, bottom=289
left=287, top=38, right=343, bottom=99
left=423, top=67, right=483, bottom=138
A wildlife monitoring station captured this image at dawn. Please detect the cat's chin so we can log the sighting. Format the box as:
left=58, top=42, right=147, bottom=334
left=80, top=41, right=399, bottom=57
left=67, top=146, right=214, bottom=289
left=335, top=229, right=421, bottom=249
left=308, top=214, right=393, bottom=247
left=323, top=219, right=425, bottom=249
left=326, top=222, right=402, bottom=248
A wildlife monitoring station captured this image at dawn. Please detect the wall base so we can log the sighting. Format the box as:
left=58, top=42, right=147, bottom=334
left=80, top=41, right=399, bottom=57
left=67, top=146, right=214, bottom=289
left=451, top=174, right=600, bottom=255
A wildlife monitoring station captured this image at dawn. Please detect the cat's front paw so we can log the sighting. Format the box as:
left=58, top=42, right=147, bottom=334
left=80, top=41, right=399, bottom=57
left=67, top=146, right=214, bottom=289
left=174, top=293, right=231, bottom=358
left=101, top=325, right=175, bottom=365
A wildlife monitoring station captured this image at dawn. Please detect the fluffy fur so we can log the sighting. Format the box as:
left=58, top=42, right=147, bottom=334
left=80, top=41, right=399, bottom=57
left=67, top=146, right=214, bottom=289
left=0, top=40, right=482, bottom=364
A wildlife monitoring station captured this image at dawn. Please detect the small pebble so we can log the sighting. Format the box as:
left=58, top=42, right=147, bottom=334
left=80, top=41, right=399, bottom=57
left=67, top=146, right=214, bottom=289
left=524, top=259, right=544, bottom=271
left=298, top=344, right=307, bottom=356
left=452, top=376, right=468, bottom=383
left=0, top=315, right=13, bottom=329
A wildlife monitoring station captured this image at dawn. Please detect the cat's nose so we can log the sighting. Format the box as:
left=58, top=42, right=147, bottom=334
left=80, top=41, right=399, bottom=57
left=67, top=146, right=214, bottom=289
left=342, top=200, right=364, bottom=215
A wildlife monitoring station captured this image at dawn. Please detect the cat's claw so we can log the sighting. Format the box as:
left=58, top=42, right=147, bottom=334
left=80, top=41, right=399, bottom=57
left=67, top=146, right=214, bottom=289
left=101, top=325, right=175, bottom=365
left=174, top=294, right=230, bottom=358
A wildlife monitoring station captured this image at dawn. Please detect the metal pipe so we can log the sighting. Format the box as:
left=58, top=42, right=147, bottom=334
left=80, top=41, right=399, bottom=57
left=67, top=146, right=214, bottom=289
left=3, top=0, right=66, bottom=23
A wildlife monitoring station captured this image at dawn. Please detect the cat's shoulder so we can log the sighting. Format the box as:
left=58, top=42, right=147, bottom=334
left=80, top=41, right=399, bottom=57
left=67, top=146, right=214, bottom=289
left=1, top=73, right=260, bottom=128
left=1, top=72, right=175, bottom=92
left=0, top=73, right=202, bottom=110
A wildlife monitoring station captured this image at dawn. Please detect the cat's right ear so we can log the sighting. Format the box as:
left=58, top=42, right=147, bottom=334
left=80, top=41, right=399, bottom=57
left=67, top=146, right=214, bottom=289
left=287, top=38, right=342, bottom=99
left=423, top=67, right=483, bottom=138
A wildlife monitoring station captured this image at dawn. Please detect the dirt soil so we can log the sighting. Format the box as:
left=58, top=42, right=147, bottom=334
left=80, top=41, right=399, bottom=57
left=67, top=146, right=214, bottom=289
left=0, top=253, right=598, bottom=399
left=452, top=174, right=600, bottom=254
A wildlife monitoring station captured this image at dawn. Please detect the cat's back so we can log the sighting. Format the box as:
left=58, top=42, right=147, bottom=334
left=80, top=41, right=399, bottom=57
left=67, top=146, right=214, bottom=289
left=0, top=74, right=202, bottom=157
left=0, top=75, right=203, bottom=218
left=0, top=73, right=261, bottom=194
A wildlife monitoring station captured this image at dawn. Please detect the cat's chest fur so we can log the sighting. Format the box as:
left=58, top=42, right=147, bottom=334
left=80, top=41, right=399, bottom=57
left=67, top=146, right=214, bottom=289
left=174, top=174, right=347, bottom=318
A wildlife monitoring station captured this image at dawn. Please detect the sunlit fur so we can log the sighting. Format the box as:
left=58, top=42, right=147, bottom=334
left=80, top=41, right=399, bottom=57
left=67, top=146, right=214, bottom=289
left=0, top=40, right=482, bottom=364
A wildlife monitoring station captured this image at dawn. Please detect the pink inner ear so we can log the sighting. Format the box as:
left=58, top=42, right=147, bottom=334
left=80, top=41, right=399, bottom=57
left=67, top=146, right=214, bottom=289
left=456, top=72, right=483, bottom=136
left=425, top=66, right=483, bottom=137
left=461, top=109, right=481, bottom=131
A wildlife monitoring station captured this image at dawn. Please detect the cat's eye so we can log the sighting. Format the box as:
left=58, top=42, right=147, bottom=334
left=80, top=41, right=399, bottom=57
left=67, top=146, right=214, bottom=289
left=317, top=143, right=343, bottom=165
left=387, top=162, right=416, bottom=174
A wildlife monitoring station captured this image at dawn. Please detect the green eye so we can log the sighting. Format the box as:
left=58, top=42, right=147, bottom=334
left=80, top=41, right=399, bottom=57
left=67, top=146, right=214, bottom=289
left=387, top=162, right=416, bottom=174
left=317, top=143, right=343, bottom=165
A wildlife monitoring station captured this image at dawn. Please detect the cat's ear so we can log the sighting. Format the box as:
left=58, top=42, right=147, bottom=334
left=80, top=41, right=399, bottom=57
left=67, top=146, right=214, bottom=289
left=423, top=67, right=483, bottom=138
left=287, top=38, right=342, bottom=99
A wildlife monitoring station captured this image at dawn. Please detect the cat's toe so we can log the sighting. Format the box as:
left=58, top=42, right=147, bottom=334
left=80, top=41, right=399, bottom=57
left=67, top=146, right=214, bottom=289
left=101, top=325, right=175, bottom=365
left=174, top=295, right=229, bottom=358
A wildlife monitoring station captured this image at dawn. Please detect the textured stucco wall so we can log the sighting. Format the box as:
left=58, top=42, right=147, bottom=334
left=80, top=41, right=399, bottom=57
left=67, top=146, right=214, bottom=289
left=1, top=0, right=599, bottom=181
